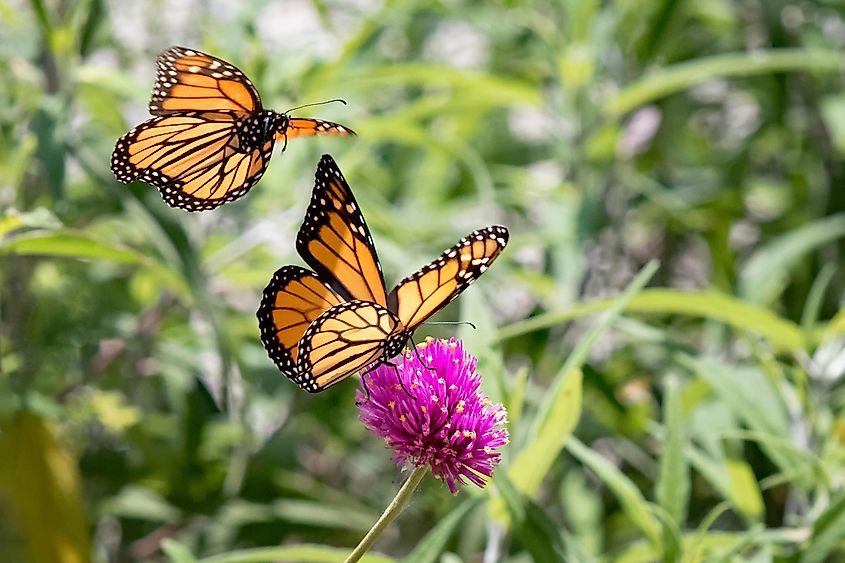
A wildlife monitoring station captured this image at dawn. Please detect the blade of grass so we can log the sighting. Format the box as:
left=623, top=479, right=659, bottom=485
left=162, top=540, right=198, bottom=563
left=739, top=213, right=845, bottom=305
left=402, top=497, right=483, bottom=563
left=199, top=545, right=396, bottom=563
left=498, top=289, right=806, bottom=353
left=531, top=260, right=659, bottom=434
left=605, top=49, right=845, bottom=117
left=655, top=376, right=689, bottom=537
left=567, top=437, right=662, bottom=547
left=493, top=471, right=567, bottom=563
left=800, top=492, right=845, bottom=563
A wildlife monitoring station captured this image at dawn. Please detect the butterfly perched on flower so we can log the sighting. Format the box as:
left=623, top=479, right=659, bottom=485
left=256, top=154, right=509, bottom=393
left=110, top=46, right=355, bottom=211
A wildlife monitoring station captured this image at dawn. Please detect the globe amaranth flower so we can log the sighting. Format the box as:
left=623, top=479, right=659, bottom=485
left=356, top=337, right=509, bottom=494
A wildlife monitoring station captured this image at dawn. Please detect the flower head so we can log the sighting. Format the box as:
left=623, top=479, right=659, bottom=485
left=356, top=338, right=509, bottom=494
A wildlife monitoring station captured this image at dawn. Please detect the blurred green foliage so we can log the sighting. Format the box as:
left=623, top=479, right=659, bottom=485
left=3, top=0, right=845, bottom=561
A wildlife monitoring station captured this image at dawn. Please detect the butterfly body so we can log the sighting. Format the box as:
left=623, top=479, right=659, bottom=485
left=257, top=154, right=509, bottom=393
left=112, top=46, right=355, bottom=211
left=236, top=110, right=281, bottom=152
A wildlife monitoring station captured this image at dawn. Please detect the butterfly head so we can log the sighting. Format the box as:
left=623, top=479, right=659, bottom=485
left=271, top=111, right=290, bottom=134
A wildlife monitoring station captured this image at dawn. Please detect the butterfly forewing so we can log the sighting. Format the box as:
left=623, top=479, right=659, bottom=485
left=296, top=300, right=400, bottom=392
left=278, top=118, right=356, bottom=142
left=296, top=155, right=388, bottom=306
left=111, top=111, right=274, bottom=211
left=256, top=266, right=344, bottom=383
left=255, top=155, right=509, bottom=393
left=387, top=226, right=509, bottom=331
left=150, top=46, right=261, bottom=116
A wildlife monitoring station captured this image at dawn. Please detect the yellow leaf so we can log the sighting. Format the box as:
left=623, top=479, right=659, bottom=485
left=0, top=411, right=90, bottom=563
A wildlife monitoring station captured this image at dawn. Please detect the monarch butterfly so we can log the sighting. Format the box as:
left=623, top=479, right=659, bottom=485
left=110, top=46, right=355, bottom=211
left=256, top=154, right=509, bottom=392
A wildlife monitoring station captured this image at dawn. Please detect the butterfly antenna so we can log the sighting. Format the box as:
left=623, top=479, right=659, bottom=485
left=284, top=98, right=348, bottom=114
left=424, top=320, right=478, bottom=330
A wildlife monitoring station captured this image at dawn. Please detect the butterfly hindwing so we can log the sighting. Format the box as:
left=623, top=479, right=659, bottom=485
left=150, top=46, right=261, bottom=116
left=296, top=300, right=400, bottom=392
left=111, top=111, right=274, bottom=211
left=296, top=154, right=388, bottom=306
left=256, top=265, right=344, bottom=385
left=387, top=226, right=509, bottom=331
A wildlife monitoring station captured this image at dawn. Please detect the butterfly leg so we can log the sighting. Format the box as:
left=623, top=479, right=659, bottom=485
left=356, top=370, right=373, bottom=404
left=379, top=360, right=417, bottom=400
left=408, top=335, right=437, bottom=373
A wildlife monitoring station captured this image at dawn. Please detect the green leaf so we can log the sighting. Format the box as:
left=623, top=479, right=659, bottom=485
left=0, top=411, right=91, bottom=563
left=800, top=492, right=845, bottom=563
left=0, top=208, right=61, bottom=239
left=566, top=437, right=662, bottom=547
left=739, top=213, right=845, bottom=305
left=821, top=95, right=845, bottom=157
left=506, top=365, right=529, bottom=427
left=655, top=376, right=689, bottom=550
left=505, top=369, right=582, bottom=498
left=681, top=355, right=803, bottom=482
left=162, top=540, right=199, bottom=563
left=561, top=470, right=603, bottom=557
left=346, top=64, right=541, bottom=107
left=724, top=456, right=765, bottom=521
left=102, top=485, right=182, bottom=522
left=271, top=499, right=376, bottom=531
left=492, top=471, right=567, bottom=563
left=606, top=49, right=845, bottom=117
left=531, top=260, right=659, bottom=434
left=199, top=544, right=396, bottom=563
left=402, top=497, right=483, bottom=563
left=499, top=289, right=806, bottom=353
left=0, top=231, right=144, bottom=264
left=459, top=289, right=507, bottom=405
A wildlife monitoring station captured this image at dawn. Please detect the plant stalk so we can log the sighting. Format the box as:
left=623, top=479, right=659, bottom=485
left=344, top=466, right=428, bottom=563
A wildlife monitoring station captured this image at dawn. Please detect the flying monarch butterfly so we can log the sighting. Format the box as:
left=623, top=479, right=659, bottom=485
left=256, top=154, right=509, bottom=393
left=110, top=46, right=355, bottom=211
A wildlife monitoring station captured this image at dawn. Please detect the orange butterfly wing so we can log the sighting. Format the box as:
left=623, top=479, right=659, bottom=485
left=256, top=266, right=344, bottom=386
left=295, top=154, right=388, bottom=306
left=110, top=111, right=273, bottom=211
left=295, top=300, right=401, bottom=392
left=276, top=118, right=356, bottom=142
left=388, top=226, right=509, bottom=330
left=150, top=46, right=261, bottom=116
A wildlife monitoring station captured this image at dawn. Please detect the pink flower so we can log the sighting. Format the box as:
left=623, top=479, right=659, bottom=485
left=356, top=338, right=509, bottom=494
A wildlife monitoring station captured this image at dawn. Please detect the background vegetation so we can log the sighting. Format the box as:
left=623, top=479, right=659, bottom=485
left=2, top=0, right=845, bottom=561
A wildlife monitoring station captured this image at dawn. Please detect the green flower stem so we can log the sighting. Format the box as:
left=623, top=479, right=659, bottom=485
left=344, top=466, right=428, bottom=563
